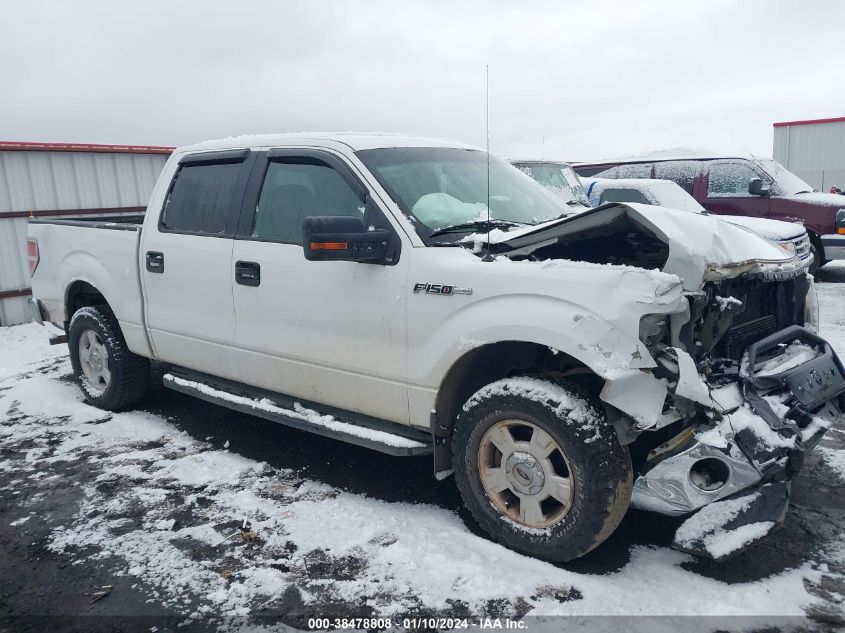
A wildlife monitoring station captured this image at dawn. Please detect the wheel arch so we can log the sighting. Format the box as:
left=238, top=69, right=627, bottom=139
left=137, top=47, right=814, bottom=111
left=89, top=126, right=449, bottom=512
left=431, top=340, right=603, bottom=473
left=65, top=279, right=110, bottom=324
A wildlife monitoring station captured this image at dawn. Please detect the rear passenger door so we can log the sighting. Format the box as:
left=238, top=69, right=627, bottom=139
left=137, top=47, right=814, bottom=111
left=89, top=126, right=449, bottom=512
left=230, top=149, right=410, bottom=424
left=141, top=150, right=253, bottom=381
left=701, top=160, right=771, bottom=219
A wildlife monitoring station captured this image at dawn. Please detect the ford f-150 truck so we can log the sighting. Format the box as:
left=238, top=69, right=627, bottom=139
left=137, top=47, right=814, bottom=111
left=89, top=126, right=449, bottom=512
left=27, top=133, right=845, bottom=562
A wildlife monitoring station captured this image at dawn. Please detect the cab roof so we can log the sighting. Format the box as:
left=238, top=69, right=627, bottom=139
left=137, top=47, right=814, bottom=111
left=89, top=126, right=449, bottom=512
left=177, top=132, right=480, bottom=154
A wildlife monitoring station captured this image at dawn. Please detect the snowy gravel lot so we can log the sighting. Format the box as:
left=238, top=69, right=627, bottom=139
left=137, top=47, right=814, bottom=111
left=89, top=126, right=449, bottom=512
left=2, top=264, right=845, bottom=630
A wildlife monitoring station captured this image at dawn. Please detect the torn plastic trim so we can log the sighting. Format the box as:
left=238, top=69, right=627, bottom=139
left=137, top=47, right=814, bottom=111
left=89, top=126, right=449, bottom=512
left=630, top=432, right=763, bottom=516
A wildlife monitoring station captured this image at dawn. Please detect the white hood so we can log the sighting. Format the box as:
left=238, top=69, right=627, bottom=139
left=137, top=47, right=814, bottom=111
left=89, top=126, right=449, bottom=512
left=493, top=202, right=800, bottom=291
left=623, top=203, right=799, bottom=288
left=717, top=214, right=805, bottom=241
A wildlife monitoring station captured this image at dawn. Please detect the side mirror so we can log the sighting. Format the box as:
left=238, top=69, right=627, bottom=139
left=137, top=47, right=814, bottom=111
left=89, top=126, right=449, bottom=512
left=748, top=177, right=770, bottom=196
left=302, top=216, right=392, bottom=264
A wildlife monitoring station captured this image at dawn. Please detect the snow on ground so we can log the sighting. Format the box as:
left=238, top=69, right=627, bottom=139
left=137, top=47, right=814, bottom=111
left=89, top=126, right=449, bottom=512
left=3, top=280, right=845, bottom=619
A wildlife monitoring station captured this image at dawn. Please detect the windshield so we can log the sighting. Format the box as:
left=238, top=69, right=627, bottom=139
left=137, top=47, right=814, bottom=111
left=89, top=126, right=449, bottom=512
left=356, top=147, right=570, bottom=241
left=514, top=162, right=591, bottom=207
left=759, top=159, right=815, bottom=195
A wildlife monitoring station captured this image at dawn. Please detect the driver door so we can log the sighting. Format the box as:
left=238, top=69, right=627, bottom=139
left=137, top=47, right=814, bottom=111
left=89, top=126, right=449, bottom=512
left=230, top=150, right=410, bottom=424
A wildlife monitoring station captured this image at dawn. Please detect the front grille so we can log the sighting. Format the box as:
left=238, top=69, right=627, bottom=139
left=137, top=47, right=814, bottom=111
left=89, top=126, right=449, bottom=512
left=781, top=234, right=812, bottom=260
left=722, top=315, right=778, bottom=359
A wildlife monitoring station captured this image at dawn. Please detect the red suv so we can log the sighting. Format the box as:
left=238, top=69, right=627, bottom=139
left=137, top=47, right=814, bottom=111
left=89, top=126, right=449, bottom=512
left=574, top=154, right=845, bottom=272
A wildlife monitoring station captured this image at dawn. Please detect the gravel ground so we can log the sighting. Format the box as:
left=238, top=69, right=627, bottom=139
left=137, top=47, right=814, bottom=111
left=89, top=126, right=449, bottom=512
left=1, top=264, right=845, bottom=632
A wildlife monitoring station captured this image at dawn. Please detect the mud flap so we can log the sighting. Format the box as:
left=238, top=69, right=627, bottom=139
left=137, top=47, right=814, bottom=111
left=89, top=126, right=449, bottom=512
left=672, top=481, right=790, bottom=560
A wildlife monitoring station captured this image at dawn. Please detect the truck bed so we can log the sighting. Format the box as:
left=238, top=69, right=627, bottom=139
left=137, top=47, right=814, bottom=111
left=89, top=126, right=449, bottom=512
left=27, top=216, right=150, bottom=357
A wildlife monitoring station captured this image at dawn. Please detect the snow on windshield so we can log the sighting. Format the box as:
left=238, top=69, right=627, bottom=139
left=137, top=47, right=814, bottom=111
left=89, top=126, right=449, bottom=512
left=760, top=160, right=816, bottom=195
left=645, top=181, right=705, bottom=212
left=514, top=162, right=590, bottom=207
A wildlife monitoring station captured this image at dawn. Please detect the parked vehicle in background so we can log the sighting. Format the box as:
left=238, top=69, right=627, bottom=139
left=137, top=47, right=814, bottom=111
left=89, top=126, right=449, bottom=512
left=27, top=134, right=845, bottom=563
left=573, top=153, right=845, bottom=272
left=583, top=177, right=814, bottom=270
left=510, top=160, right=592, bottom=211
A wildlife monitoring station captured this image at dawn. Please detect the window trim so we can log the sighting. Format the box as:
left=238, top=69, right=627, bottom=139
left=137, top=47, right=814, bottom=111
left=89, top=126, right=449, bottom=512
left=235, top=149, right=379, bottom=244
left=158, top=150, right=254, bottom=238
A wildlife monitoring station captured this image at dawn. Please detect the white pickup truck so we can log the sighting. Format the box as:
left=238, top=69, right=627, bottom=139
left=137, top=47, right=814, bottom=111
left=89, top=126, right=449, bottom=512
left=28, top=133, right=845, bottom=562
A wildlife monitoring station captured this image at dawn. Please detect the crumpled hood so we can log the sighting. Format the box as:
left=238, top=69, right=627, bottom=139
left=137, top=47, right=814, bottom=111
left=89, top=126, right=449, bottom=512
left=491, top=202, right=800, bottom=290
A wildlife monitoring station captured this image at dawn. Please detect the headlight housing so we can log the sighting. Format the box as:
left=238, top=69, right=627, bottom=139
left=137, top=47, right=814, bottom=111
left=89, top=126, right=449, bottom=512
left=804, top=280, right=820, bottom=332
left=776, top=240, right=797, bottom=256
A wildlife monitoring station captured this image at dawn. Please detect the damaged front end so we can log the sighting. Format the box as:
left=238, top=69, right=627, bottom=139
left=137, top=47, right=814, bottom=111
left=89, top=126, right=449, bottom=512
left=492, top=203, right=845, bottom=558
left=631, top=272, right=845, bottom=559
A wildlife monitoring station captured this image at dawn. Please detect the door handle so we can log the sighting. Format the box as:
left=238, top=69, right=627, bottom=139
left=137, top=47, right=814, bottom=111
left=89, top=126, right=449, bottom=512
left=235, top=260, right=261, bottom=286
left=146, top=251, right=164, bottom=273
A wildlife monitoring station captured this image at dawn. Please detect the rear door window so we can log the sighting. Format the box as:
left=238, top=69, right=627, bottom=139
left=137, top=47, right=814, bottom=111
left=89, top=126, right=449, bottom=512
left=161, top=161, right=243, bottom=234
left=654, top=161, right=699, bottom=194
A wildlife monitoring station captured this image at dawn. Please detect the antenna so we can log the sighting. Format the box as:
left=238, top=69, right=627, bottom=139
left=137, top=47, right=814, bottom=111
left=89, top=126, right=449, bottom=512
left=482, top=64, right=494, bottom=262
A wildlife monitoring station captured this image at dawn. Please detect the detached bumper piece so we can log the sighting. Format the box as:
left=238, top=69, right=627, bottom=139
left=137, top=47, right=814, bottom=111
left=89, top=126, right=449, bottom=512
left=632, top=326, right=845, bottom=557
left=673, top=481, right=789, bottom=560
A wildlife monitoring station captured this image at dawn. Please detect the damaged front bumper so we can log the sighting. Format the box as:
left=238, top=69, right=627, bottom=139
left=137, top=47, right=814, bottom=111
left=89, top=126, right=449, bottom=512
left=630, top=326, right=845, bottom=558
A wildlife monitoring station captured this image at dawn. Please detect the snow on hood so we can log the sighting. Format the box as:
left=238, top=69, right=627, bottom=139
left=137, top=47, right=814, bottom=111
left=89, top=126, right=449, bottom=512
left=716, top=214, right=805, bottom=241
left=490, top=202, right=799, bottom=290
left=783, top=192, right=845, bottom=207
left=610, top=203, right=799, bottom=288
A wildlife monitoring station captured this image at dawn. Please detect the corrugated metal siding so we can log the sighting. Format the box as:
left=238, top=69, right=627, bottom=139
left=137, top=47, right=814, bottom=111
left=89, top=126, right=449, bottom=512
left=773, top=121, right=845, bottom=191
left=0, top=217, right=29, bottom=325
left=0, top=150, right=169, bottom=326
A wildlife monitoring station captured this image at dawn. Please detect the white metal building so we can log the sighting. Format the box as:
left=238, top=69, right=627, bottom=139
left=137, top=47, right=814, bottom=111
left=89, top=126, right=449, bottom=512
left=773, top=116, right=845, bottom=192
left=0, top=142, right=172, bottom=326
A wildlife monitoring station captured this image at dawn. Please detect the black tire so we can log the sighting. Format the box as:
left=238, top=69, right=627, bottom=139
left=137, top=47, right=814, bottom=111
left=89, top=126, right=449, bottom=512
left=809, top=233, right=825, bottom=275
left=68, top=305, right=150, bottom=410
left=452, top=377, right=632, bottom=562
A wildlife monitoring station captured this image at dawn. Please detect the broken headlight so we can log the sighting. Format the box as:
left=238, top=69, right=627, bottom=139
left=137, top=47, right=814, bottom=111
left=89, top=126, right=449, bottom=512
left=639, top=314, right=668, bottom=347
left=804, top=279, right=820, bottom=332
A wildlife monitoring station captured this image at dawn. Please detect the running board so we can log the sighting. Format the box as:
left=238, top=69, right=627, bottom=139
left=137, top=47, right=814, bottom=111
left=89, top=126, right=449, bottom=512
left=162, top=370, right=432, bottom=457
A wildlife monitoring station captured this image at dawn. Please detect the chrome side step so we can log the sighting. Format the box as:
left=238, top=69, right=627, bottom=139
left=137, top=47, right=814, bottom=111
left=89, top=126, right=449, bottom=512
left=162, top=369, right=432, bottom=457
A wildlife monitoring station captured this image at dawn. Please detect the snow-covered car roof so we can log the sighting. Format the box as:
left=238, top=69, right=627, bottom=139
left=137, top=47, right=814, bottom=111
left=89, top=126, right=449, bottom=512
left=177, top=132, right=480, bottom=153
left=575, top=147, right=762, bottom=167
left=510, top=159, right=572, bottom=166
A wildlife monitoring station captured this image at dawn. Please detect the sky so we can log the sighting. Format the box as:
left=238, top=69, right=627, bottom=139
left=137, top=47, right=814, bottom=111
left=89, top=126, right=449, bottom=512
left=1, top=0, right=843, bottom=162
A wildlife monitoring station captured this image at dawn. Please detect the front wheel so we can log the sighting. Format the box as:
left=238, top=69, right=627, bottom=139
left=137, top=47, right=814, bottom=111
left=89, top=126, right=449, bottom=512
left=68, top=305, right=150, bottom=410
left=452, top=377, right=632, bottom=562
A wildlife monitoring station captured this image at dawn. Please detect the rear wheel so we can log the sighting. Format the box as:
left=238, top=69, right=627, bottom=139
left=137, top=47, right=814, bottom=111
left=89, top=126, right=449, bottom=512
left=452, top=377, right=633, bottom=562
left=68, top=306, right=149, bottom=410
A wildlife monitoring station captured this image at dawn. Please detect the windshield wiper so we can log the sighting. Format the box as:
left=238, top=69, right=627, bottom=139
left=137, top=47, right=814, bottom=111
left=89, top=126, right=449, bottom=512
left=428, top=219, right=524, bottom=239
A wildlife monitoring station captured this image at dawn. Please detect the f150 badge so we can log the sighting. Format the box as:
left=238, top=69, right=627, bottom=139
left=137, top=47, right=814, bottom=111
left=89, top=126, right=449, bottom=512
left=413, top=282, right=472, bottom=296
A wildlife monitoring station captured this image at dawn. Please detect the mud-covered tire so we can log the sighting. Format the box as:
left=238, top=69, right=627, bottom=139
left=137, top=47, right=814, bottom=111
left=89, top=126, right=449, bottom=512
left=452, top=377, right=633, bottom=562
left=68, top=305, right=150, bottom=410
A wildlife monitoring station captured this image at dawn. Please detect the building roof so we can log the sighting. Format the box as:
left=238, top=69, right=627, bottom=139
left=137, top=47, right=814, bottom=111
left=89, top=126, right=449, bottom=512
left=773, top=116, right=845, bottom=128
left=178, top=132, right=479, bottom=153
left=0, top=141, right=174, bottom=154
